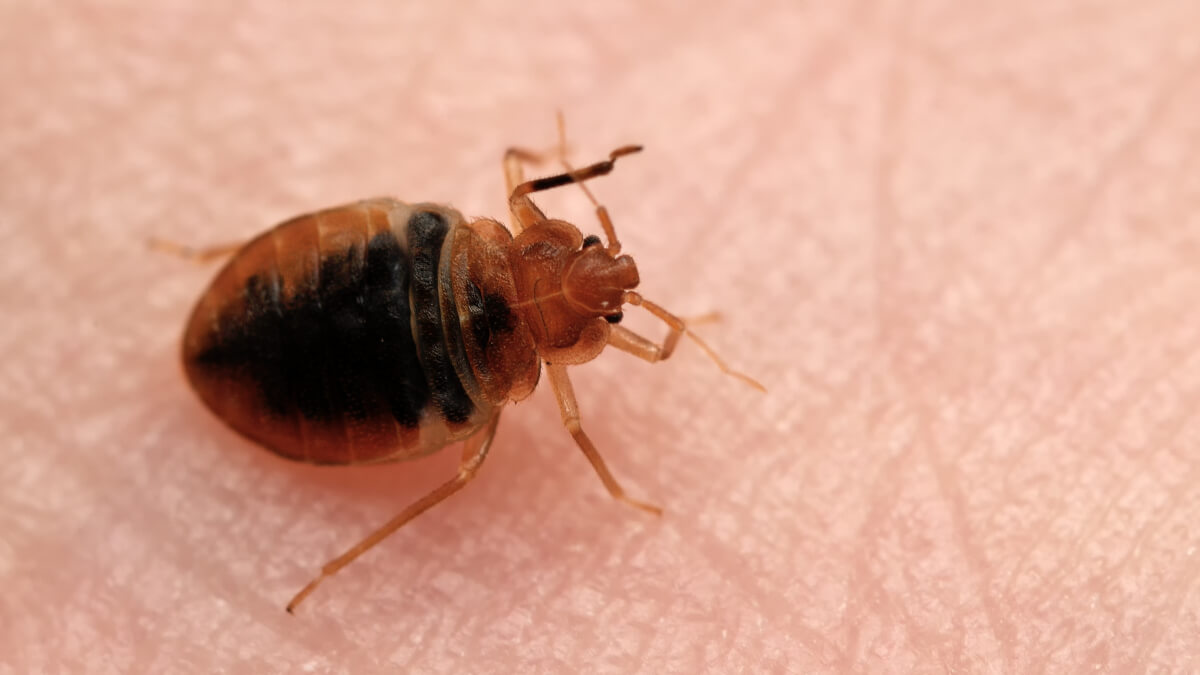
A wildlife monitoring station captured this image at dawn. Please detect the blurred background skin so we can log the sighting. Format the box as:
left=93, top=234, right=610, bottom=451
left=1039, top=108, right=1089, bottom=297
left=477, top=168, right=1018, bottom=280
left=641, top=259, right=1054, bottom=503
left=4, top=1, right=1200, bottom=672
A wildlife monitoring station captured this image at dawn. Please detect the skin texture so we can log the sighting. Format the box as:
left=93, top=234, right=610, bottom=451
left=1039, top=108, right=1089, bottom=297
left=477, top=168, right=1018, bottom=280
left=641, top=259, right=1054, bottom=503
left=3, top=1, right=1200, bottom=672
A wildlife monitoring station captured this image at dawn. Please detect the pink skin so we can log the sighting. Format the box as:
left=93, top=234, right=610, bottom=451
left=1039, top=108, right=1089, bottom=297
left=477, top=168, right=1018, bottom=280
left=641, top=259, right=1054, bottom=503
left=4, top=2, right=1200, bottom=672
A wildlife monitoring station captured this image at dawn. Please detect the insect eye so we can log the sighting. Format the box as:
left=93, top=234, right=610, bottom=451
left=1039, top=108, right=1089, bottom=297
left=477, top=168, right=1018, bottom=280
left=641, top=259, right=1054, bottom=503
left=604, top=311, right=623, bottom=324
left=582, top=235, right=602, bottom=248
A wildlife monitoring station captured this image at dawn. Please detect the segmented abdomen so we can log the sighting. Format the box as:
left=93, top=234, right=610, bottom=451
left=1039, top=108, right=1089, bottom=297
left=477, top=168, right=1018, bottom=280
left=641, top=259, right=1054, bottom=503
left=183, top=199, right=489, bottom=464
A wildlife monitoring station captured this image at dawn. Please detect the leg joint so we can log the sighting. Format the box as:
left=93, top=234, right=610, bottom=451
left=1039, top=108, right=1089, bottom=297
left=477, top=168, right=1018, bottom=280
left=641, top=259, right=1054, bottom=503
left=564, top=417, right=583, bottom=436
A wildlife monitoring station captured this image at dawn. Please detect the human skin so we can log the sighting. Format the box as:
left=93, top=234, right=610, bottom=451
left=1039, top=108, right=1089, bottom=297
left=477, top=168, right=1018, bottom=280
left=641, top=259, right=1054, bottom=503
left=4, top=1, right=1200, bottom=673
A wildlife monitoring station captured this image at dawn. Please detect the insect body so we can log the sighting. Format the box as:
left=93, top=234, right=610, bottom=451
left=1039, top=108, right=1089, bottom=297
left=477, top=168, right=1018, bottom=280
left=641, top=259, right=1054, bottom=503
left=185, top=200, right=537, bottom=465
left=176, top=128, right=761, bottom=612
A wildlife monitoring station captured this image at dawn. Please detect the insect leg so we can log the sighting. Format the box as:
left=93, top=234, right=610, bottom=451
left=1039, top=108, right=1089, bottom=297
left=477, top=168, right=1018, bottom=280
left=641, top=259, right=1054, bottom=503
left=147, top=237, right=245, bottom=263
left=607, top=323, right=683, bottom=364
left=614, top=293, right=766, bottom=392
left=504, top=117, right=570, bottom=235
left=503, top=147, right=545, bottom=203
left=551, top=115, right=624, bottom=256
left=544, top=363, right=662, bottom=516
left=508, top=144, right=642, bottom=241
left=285, top=412, right=503, bottom=613
left=503, top=146, right=551, bottom=236
left=502, top=111, right=572, bottom=211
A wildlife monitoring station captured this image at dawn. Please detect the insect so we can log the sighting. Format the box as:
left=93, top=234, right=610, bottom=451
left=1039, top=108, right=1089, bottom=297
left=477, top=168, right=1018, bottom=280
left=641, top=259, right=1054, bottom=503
left=165, top=118, right=762, bottom=612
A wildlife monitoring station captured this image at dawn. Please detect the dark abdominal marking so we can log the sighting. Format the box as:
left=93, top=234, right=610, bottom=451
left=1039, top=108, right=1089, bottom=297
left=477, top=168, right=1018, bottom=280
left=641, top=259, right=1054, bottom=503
left=192, top=230, right=430, bottom=428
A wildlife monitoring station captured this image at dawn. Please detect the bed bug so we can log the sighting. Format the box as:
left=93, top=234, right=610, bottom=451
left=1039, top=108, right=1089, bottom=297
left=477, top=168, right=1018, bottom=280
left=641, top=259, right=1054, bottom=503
left=163, top=118, right=763, bottom=612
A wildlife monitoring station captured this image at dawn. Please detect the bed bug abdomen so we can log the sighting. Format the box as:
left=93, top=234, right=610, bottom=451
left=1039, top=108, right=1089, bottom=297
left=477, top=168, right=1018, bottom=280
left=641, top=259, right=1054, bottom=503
left=183, top=199, right=491, bottom=464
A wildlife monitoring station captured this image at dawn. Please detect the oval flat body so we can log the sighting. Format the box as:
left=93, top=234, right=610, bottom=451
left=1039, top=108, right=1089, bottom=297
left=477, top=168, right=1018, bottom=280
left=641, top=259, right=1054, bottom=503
left=170, top=141, right=760, bottom=613
left=182, top=198, right=523, bottom=465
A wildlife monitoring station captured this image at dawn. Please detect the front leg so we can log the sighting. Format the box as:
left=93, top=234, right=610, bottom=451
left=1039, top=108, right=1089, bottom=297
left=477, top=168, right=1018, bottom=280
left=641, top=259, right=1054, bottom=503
left=607, top=324, right=683, bottom=364
left=545, top=363, right=662, bottom=516
left=614, top=293, right=766, bottom=392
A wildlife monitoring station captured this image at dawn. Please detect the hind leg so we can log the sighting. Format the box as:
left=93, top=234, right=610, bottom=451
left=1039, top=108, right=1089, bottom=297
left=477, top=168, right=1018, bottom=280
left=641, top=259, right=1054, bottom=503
left=147, top=237, right=245, bottom=263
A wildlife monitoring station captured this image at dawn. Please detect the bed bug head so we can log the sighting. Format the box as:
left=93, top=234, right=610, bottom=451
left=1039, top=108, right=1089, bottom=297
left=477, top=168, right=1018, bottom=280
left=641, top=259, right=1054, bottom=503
left=508, top=145, right=645, bottom=325
left=506, top=140, right=765, bottom=389
left=507, top=218, right=636, bottom=363
left=504, top=144, right=650, bottom=362
left=562, top=235, right=639, bottom=321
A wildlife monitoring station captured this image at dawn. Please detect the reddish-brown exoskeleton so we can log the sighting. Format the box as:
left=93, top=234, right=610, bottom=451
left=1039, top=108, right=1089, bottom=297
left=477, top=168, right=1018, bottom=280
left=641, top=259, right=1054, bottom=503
left=165, top=116, right=762, bottom=612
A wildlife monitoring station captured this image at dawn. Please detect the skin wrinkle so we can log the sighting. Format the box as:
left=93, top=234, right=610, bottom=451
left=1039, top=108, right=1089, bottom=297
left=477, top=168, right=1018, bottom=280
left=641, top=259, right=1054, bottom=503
left=998, top=268, right=1197, bottom=601
left=998, top=273, right=1200, bottom=634
left=1127, top=471, right=1200, bottom=667
left=907, top=41, right=1074, bottom=121
left=680, top=513, right=843, bottom=663
left=676, top=11, right=856, bottom=261
left=840, top=412, right=917, bottom=670
left=1025, top=314, right=1200, bottom=609
left=107, top=489, right=259, bottom=650
left=1158, top=139, right=1200, bottom=250
left=838, top=3, right=928, bottom=668
left=883, top=5, right=1014, bottom=667
left=1120, top=365, right=1200, bottom=570
left=914, top=415, right=994, bottom=665
left=30, top=448, right=328, bottom=668
left=996, top=281, right=1163, bottom=440
left=1032, top=365, right=1200, bottom=613
left=1027, top=344, right=1200, bottom=664
left=1009, top=434, right=1146, bottom=643
left=1146, top=563, right=1200, bottom=668
left=855, top=22, right=912, bottom=625
left=995, top=54, right=1200, bottom=324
